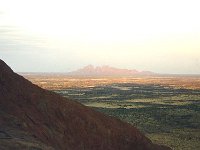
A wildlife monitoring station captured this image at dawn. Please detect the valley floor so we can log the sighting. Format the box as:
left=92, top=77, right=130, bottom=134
left=24, top=75, right=200, bottom=150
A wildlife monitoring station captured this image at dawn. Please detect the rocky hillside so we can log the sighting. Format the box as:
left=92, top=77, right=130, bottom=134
left=0, top=59, right=170, bottom=150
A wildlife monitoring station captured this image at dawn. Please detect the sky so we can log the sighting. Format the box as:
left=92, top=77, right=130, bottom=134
left=0, top=0, right=200, bottom=74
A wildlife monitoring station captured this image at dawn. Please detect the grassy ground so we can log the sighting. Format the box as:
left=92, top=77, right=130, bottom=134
left=147, top=129, right=200, bottom=150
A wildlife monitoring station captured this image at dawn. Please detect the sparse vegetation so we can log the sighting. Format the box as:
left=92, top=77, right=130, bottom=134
left=26, top=75, right=200, bottom=150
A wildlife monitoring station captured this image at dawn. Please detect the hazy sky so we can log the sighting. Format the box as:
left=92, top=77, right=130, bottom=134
left=0, top=0, right=200, bottom=74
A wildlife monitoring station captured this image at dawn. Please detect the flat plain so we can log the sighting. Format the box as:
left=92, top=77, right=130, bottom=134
left=24, top=74, right=200, bottom=150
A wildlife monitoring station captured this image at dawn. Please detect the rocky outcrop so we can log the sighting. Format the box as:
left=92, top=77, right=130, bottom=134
left=68, top=65, right=155, bottom=76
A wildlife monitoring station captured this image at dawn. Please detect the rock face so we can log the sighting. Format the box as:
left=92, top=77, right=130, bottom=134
left=0, top=59, right=170, bottom=150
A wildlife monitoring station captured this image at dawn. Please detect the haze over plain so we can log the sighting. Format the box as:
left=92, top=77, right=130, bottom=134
left=0, top=0, right=200, bottom=74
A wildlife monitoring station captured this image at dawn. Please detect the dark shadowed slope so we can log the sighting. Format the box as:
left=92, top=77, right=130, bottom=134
left=0, top=59, right=170, bottom=150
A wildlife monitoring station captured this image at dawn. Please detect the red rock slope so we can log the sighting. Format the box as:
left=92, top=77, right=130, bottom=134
left=0, top=59, right=171, bottom=150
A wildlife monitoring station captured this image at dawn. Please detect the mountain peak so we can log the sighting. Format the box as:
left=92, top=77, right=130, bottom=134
left=0, top=59, right=14, bottom=76
left=84, top=64, right=94, bottom=69
left=68, top=65, right=155, bottom=76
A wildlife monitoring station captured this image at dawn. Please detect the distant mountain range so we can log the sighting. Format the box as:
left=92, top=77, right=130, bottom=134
left=68, top=65, right=156, bottom=76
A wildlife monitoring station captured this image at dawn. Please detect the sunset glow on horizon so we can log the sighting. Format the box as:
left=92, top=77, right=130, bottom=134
left=0, top=0, right=200, bottom=74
